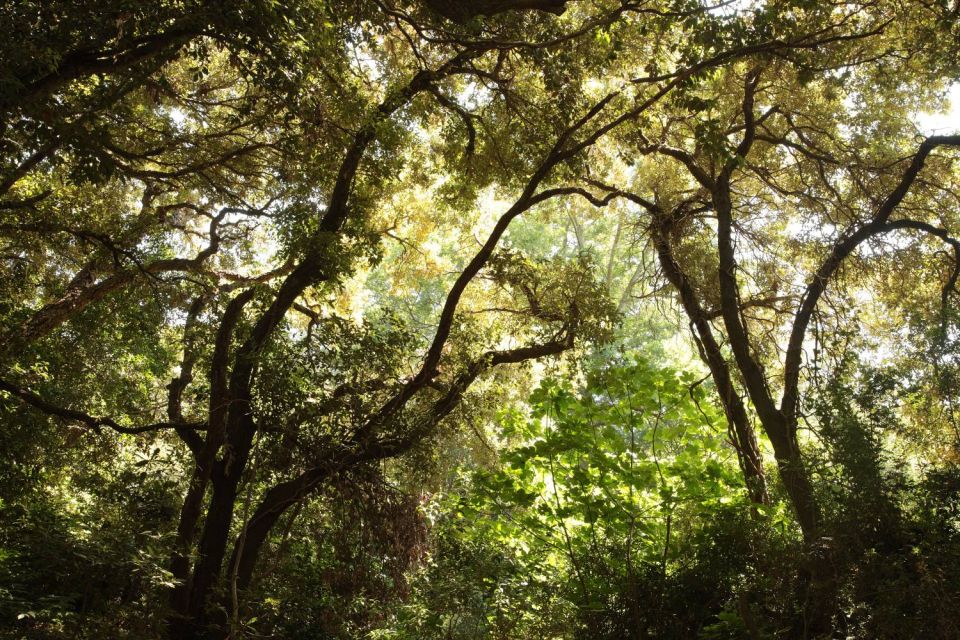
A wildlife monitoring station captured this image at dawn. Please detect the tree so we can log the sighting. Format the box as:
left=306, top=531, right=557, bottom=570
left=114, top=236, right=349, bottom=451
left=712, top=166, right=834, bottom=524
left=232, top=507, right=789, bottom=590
left=583, top=1, right=960, bottom=630
left=1, top=1, right=635, bottom=636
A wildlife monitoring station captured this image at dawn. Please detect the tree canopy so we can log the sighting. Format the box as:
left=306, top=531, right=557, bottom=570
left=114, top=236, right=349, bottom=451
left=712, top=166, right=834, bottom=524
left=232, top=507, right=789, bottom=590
left=2, top=1, right=960, bottom=638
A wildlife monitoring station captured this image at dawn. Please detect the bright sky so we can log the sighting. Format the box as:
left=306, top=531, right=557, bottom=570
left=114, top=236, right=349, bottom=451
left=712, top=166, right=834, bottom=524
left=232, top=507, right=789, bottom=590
left=916, top=84, right=960, bottom=135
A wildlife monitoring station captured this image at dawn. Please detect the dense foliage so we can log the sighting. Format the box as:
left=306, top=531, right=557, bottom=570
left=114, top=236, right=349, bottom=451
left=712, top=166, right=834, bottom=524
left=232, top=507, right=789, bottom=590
left=1, top=1, right=959, bottom=638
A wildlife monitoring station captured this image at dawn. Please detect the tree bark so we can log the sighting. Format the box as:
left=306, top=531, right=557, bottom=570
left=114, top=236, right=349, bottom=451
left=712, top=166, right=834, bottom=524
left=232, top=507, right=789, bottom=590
left=650, top=211, right=769, bottom=505
left=165, top=53, right=483, bottom=638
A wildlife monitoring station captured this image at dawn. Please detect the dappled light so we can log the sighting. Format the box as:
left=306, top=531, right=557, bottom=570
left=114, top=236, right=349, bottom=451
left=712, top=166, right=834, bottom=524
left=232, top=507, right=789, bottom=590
left=1, top=1, right=960, bottom=639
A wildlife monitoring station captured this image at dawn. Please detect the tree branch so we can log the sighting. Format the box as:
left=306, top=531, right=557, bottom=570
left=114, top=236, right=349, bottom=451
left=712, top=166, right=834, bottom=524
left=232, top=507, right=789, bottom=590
left=0, top=377, right=204, bottom=435
left=782, top=134, right=960, bottom=420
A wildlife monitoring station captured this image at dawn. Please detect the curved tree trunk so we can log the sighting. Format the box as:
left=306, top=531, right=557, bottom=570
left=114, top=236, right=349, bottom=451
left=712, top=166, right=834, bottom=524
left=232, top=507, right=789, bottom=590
left=649, top=208, right=769, bottom=505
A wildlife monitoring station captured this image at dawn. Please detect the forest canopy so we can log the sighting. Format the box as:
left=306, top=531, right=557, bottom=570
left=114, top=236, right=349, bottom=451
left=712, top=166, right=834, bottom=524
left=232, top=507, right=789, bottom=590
left=1, top=1, right=960, bottom=638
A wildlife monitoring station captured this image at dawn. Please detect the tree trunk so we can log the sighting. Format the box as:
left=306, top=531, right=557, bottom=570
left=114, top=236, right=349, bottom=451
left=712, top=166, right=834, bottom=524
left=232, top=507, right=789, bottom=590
left=650, top=216, right=769, bottom=504
left=710, top=172, right=837, bottom=635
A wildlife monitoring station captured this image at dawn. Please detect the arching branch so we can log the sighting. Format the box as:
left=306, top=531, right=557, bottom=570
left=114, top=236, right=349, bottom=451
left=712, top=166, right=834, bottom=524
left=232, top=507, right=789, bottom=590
left=781, top=134, right=960, bottom=420
left=226, top=330, right=578, bottom=595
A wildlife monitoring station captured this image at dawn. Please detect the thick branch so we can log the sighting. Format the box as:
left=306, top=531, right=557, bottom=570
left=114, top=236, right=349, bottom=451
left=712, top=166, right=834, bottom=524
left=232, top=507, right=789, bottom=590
left=781, top=135, right=960, bottom=420
left=185, top=51, right=486, bottom=619
left=3, top=26, right=196, bottom=112
left=168, top=295, right=210, bottom=455
left=1, top=211, right=226, bottom=358
left=711, top=66, right=784, bottom=429
left=646, top=202, right=768, bottom=504
left=227, top=333, right=576, bottom=594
